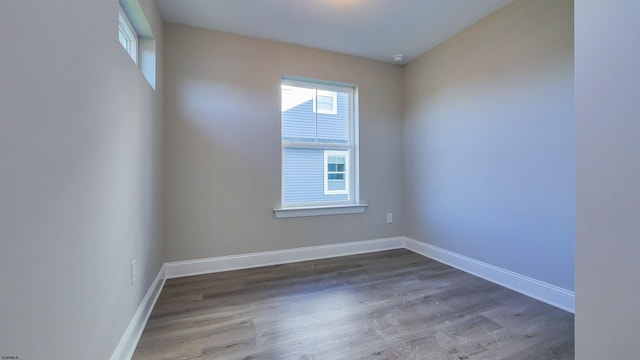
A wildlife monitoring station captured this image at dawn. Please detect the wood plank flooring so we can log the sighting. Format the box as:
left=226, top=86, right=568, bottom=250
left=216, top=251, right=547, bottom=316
left=132, top=249, right=574, bottom=359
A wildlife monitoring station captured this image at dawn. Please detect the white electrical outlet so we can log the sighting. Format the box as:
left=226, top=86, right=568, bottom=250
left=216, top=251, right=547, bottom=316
left=131, top=260, right=137, bottom=285
left=386, top=213, right=393, bottom=224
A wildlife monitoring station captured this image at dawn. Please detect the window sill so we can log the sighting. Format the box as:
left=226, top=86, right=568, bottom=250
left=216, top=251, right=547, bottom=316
left=274, top=204, right=368, bottom=218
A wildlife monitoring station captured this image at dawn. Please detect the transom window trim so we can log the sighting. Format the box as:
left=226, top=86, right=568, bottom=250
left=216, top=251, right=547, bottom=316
left=281, top=77, right=355, bottom=95
left=118, top=5, right=138, bottom=64
left=280, top=76, right=359, bottom=209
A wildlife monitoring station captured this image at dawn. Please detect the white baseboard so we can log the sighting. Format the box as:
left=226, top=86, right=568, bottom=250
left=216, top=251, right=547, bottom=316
left=114, top=236, right=574, bottom=359
left=165, top=237, right=404, bottom=279
left=163, top=236, right=575, bottom=313
left=402, top=237, right=575, bottom=313
left=110, top=266, right=166, bottom=360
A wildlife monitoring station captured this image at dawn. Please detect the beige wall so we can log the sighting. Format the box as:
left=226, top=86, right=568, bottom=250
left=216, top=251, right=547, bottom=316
left=0, top=0, right=163, bottom=358
left=403, top=0, right=575, bottom=290
left=163, top=24, right=405, bottom=261
left=575, top=0, right=640, bottom=357
left=0, top=0, right=591, bottom=357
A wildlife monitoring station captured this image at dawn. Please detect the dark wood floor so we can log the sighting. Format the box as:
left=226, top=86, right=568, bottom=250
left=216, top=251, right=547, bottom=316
left=132, top=249, right=574, bottom=359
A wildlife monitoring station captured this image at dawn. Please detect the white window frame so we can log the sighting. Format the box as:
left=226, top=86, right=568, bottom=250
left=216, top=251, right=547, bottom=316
left=118, top=5, right=138, bottom=64
left=275, top=76, right=366, bottom=218
left=324, top=150, right=349, bottom=195
left=313, top=90, right=337, bottom=115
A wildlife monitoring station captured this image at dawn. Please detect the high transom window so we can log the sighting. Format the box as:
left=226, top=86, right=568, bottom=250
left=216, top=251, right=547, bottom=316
left=118, top=5, right=138, bottom=63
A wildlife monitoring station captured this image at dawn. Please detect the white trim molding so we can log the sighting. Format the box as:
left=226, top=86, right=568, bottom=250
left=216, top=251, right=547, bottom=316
left=402, top=237, right=575, bottom=313
left=274, top=203, right=368, bottom=218
left=165, top=236, right=402, bottom=279
left=114, top=236, right=574, bottom=359
left=163, top=236, right=575, bottom=313
left=110, top=266, right=166, bottom=360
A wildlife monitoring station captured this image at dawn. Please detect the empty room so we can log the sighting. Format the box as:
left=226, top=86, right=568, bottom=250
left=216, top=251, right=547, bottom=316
left=1, top=0, right=638, bottom=359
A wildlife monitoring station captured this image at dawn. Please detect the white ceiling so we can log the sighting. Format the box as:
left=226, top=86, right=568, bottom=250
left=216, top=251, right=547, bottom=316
left=157, top=0, right=514, bottom=65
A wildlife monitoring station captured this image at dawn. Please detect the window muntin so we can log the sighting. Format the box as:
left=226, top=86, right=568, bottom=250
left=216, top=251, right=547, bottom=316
left=118, top=6, right=138, bottom=63
left=281, top=77, right=356, bottom=207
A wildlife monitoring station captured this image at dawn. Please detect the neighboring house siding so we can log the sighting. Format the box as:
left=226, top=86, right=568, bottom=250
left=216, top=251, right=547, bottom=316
left=282, top=93, right=350, bottom=204
left=282, top=95, right=349, bottom=143
left=283, top=148, right=348, bottom=204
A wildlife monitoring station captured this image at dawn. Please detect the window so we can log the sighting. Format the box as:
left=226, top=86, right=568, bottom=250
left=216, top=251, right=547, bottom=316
left=314, top=90, right=337, bottom=115
left=278, top=77, right=364, bottom=216
left=324, top=150, right=348, bottom=195
left=117, top=2, right=157, bottom=88
left=118, top=5, right=138, bottom=63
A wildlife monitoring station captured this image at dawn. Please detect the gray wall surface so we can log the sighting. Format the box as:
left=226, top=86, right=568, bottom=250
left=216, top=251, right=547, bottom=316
left=575, top=0, right=640, bottom=358
left=403, top=0, right=575, bottom=290
left=162, top=24, right=405, bottom=261
left=0, top=0, right=164, bottom=358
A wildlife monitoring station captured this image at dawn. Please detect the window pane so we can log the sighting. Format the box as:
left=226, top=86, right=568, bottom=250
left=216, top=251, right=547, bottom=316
left=317, top=95, right=333, bottom=110
left=328, top=156, right=344, bottom=164
left=282, top=85, right=317, bottom=142
left=283, top=147, right=348, bottom=203
left=281, top=77, right=355, bottom=206
left=328, top=179, right=346, bottom=191
left=281, top=85, right=349, bottom=144
left=118, top=8, right=138, bottom=63
left=316, top=91, right=336, bottom=114
left=316, top=91, right=349, bottom=144
left=119, top=31, right=128, bottom=48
